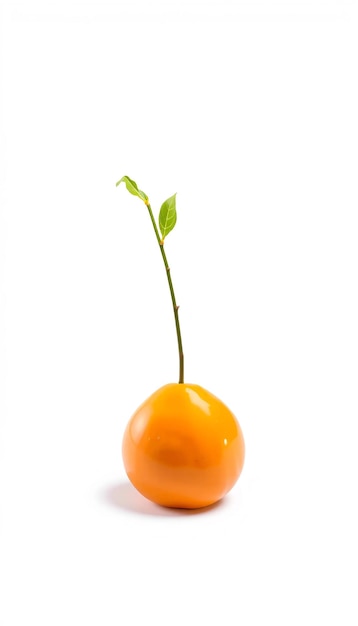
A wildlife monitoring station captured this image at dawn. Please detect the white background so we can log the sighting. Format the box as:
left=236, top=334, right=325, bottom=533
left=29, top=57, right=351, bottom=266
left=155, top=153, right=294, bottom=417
left=1, top=1, right=358, bottom=624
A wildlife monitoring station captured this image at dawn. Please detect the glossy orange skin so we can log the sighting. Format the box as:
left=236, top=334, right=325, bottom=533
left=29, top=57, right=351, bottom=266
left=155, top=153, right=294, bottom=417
left=122, top=383, right=245, bottom=509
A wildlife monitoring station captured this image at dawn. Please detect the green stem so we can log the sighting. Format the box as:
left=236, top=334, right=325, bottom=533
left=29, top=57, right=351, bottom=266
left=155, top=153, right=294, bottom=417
left=146, top=202, right=184, bottom=384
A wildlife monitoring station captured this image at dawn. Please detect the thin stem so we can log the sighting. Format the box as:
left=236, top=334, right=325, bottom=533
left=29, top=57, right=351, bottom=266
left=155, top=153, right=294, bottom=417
left=146, top=202, right=184, bottom=384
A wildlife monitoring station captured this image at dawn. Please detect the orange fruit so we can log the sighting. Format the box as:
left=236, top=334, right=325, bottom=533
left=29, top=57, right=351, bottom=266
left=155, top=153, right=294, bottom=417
left=122, top=383, right=245, bottom=509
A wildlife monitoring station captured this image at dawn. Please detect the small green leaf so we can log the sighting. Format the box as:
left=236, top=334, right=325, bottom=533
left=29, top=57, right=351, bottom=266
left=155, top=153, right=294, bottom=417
left=159, top=193, right=177, bottom=241
left=116, top=175, right=148, bottom=203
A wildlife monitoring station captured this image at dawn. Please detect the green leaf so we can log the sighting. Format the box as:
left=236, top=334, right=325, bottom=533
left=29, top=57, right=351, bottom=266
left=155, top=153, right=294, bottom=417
left=159, top=193, right=177, bottom=241
left=116, top=175, right=148, bottom=203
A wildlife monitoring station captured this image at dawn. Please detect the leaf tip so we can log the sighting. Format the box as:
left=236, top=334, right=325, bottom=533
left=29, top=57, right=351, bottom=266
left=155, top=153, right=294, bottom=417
left=116, top=175, right=126, bottom=187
